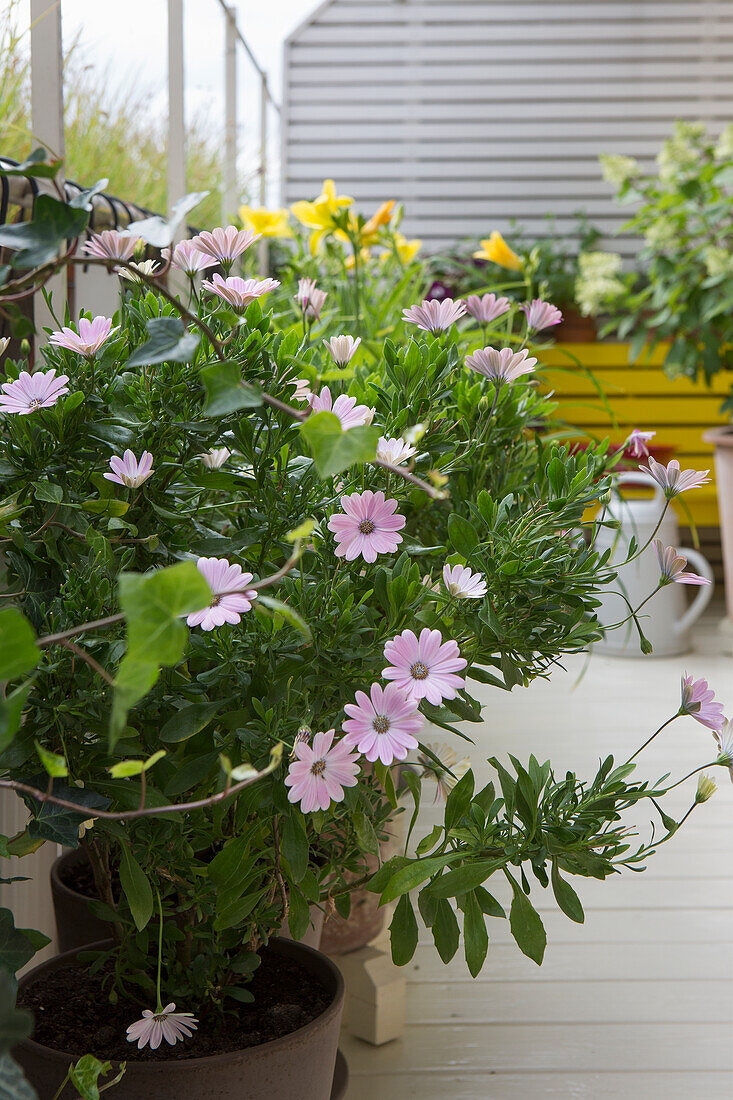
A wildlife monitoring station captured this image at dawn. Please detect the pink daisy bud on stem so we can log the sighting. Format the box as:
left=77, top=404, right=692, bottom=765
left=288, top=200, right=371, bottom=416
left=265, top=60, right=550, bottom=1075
left=383, top=627, right=467, bottom=705
left=103, top=449, right=154, bottom=489
left=307, top=386, right=374, bottom=430
left=323, top=334, right=360, bottom=366
left=285, top=729, right=360, bottom=812
left=0, top=369, right=69, bottom=415
left=126, top=1004, right=198, bottom=1050
left=328, top=490, right=405, bottom=563
left=83, top=230, right=140, bottom=262
left=162, top=239, right=218, bottom=275
left=521, top=298, right=563, bottom=332
left=402, top=298, right=466, bottom=334
left=48, top=316, right=118, bottom=358
left=199, top=447, right=231, bottom=469
left=713, top=718, right=733, bottom=783
left=376, top=437, right=416, bottom=466
left=679, top=673, right=725, bottom=730
left=343, top=682, right=424, bottom=765
left=297, top=278, right=328, bottom=321
left=186, top=557, right=257, bottom=631
left=443, top=563, right=487, bottom=599
left=202, top=274, right=280, bottom=311
left=643, top=457, right=710, bottom=499
left=465, top=347, right=537, bottom=384
left=625, top=429, right=655, bottom=459
left=654, top=540, right=711, bottom=587
left=192, top=225, right=260, bottom=265
left=465, top=293, right=511, bottom=325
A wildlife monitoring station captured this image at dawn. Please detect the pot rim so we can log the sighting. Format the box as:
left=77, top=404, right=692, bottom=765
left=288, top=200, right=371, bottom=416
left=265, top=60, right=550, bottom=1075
left=18, top=937, right=344, bottom=1069
left=703, top=425, right=733, bottom=447
left=50, top=849, right=97, bottom=905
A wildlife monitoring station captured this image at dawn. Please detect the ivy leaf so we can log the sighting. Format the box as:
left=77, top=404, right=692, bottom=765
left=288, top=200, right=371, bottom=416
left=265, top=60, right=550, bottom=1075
left=0, top=195, right=89, bottom=268
left=127, top=190, right=209, bottom=248
left=22, top=779, right=109, bottom=848
left=34, top=741, right=67, bottom=778
left=68, top=1055, right=124, bottom=1100
left=119, top=848, right=153, bottom=931
left=0, top=909, right=42, bottom=975
left=0, top=971, right=33, bottom=1052
left=127, top=317, right=199, bottom=368
left=300, top=411, right=379, bottom=478
left=199, top=361, right=263, bottom=416
left=0, top=610, right=39, bottom=681
left=0, top=147, right=62, bottom=178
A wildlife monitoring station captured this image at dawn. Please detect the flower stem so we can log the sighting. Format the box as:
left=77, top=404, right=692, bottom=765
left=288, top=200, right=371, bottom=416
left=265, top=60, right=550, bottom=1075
left=626, top=714, right=678, bottom=764
left=155, top=885, right=164, bottom=1013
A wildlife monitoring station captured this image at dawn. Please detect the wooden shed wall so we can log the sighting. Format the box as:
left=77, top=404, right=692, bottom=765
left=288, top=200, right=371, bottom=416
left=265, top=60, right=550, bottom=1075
left=282, top=0, right=733, bottom=252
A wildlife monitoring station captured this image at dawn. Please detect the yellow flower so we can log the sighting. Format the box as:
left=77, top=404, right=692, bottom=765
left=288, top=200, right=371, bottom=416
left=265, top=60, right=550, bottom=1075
left=391, top=232, right=422, bottom=264
left=291, top=179, right=353, bottom=255
left=474, top=231, right=522, bottom=271
left=345, top=246, right=372, bottom=270
left=361, top=199, right=396, bottom=242
left=239, top=205, right=292, bottom=239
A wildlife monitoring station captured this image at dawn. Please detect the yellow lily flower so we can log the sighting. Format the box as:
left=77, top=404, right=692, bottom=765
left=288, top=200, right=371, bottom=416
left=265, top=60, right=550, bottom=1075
left=239, top=205, right=292, bottom=239
left=390, top=232, right=422, bottom=264
left=345, top=246, right=372, bottom=270
left=360, top=199, right=396, bottom=244
left=474, top=231, right=522, bottom=271
left=291, top=179, right=353, bottom=255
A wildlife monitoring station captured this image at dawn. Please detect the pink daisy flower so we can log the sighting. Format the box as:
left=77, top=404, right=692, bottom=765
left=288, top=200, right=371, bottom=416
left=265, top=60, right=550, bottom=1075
left=285, top=729, right=360, bottom=812
left=307, top=386, right=374, bottom=430
left=643, top=457, right=710, bottom=499
left=192, top=225, right=260, bottom=264
left=679, top=673, right=725, bottom=730
left=383, top=628, right=467, bottom=705
left=199, top=447, right=231, bottom=469
left=103, top=449, right=154, bottom=489
left=83, top=230, right=140, bottom=262
left=343, top=682, right=423, bottom=765
left=202, top=274, right=280, bottom=311
left=654, top=540, right=711, bottom=587
left=126, top=1004, right=198, bottom=1050
left=402, top=298, right=467, bottom=334
left=328, top=490, right=405, bottom=563
left=48, top=316, right=117, bottom=357
left=713, top=718, right=733, bottom=783
left=376, top=436, right=416, bottom=465
left=625, top=429, right=656, bottom=459
left=465, top=293, right=511, bottom=325
left=443, top=563, right=487, bottom=599
left=323, top=334, right=360, bottom=365
left=465, top=346, right=537, bottom=384
left=186, top=556, right=257, bottom=631
left=521, top=298, right=563, bottom=331
left=163, top=239, right=217, bottom=275
left=297, top=278, right=328, bottom=321
left=290, top=378, right=313, bottom=403
left=0, top=369, right=69, bottom=415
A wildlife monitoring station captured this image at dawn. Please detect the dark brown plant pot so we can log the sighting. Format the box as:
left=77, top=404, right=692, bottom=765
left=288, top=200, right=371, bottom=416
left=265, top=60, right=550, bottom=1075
left=554, top=305, right=597, bottom=343
left=51, top=849, right=112, bottom=953
left=15, top=939, right=348, bottom=1100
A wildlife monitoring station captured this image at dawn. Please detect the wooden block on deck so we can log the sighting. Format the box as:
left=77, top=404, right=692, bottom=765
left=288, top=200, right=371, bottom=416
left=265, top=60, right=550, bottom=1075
left=336, top=946, right=406, bottom=1046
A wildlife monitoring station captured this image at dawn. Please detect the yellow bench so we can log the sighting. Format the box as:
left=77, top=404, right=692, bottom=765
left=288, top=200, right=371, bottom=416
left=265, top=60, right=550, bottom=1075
left=542, top=342, right=730, bottom=527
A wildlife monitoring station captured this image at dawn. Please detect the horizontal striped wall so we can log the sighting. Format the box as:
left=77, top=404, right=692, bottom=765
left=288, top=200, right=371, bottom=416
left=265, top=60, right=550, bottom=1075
left=282, top=0, right=733, bottom=252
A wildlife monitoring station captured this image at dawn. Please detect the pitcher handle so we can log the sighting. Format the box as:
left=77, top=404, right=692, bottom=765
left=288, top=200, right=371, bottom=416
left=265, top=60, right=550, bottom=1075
left=613, top=471, right=667, bottom=509
left=673, top=547, right=715, bottom=635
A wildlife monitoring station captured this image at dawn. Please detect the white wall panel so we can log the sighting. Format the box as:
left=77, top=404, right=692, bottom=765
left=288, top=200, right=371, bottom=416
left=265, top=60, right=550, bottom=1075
left=282, top=0, right=733, bottom=252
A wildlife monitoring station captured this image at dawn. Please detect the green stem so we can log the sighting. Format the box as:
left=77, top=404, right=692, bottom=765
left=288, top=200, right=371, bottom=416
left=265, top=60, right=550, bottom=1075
left=155, top=885, right=164, bottom=1013
left=626, top=714, right=679, bottom=764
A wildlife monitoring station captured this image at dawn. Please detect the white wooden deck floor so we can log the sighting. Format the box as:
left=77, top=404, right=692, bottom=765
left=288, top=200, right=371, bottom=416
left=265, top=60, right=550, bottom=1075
left=342, top=606, right=733, bottom=1099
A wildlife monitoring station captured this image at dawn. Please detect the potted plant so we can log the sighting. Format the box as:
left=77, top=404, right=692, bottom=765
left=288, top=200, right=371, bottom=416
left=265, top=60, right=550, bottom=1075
left=0, top=155, right=729, bottom=1098
left=600, top=121, right=733, bottom=633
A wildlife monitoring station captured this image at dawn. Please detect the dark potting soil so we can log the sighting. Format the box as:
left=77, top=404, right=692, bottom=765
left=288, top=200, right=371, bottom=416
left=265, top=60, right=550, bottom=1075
left=19, top=948, right=331, bottom=1062
left=58, top=856, right=116, bottom=900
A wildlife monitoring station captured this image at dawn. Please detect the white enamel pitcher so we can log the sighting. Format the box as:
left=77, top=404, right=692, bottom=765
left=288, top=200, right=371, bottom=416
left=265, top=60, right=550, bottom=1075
left=594, top=472, right=714, bottom=657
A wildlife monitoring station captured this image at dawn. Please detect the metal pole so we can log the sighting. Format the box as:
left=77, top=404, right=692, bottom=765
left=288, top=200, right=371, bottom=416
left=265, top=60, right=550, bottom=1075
left=30, top=0, right=68, bottom=343
left=167, top=0, right=186, bottom=219
left=258, top=72, right=269, bottom=274
left=223, top=4, right=238, bottom=221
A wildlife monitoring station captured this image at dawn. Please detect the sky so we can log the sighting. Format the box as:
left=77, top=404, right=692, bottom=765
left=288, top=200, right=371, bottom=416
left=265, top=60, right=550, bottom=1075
left=16, top=0, right=320, bottom=200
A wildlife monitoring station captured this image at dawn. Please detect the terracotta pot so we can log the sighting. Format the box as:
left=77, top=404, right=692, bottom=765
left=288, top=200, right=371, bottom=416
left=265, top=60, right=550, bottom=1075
left=52, top=850, right=324, bottom=953
left=51, top=849, right=111, bottom=953
left=15, top=939, right=348, bottom=1100
left=554, top=305, right=596, bottom=343
left=704, top=426, right=733, bottom=623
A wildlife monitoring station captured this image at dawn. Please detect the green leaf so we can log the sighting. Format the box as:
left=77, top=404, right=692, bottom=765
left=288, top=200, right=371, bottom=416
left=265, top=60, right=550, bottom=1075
left=200, top=362, right=263, bottom=416
left=213, top=889, right=265, bottom=932
left=0, top=610, right=38, bottom=681
left=0, top=971, right=33, bottom=1054
left=34, top=741, right=67, bottom=778
left=255, top=595, right=312, bottom=641
left=474, top=886, right=505, bottom=919
left=463, top=890, right=489, bottom=977
left=426, top=859, right=504, bottom=900
left=444, top=769, right=475, bottom=830
left=0, top=909, right=39, bottom=975
left=68, top=1055, right=121, bottom=1100
left=0, top=147, right=62, bottom=179
left=431, top=897, right=460, bottom=963
left=389, top=894, right=419, bottom=967
left=447, top=513, right=479, bottom=556
left=300, top=411, right=379, bottom=477
left=381, top=854, right=459, bottom=905
left=127, top=317, right=199, bottom=368
left=352, top=810, right=380, bottom=858
left=128, top=190, right=209, bottom=248
left=164, top=751, right=219, bottom=796
left=0, top=195, right=89, bottom=267
left=286, top=888, right=310, bottom=941
left=282, top=813, right=309, bottom=884
left=0, top=1052, right=38, bottom=1100
left=22, top=779, right=109, bottom=847
left=551, top=861, right=585, bottom=924
left=80, top=499, right=130, bottom=517
left=0, top=681, right=34, bottom=753
left=108, top=750, right=166, bottom=779
left=508, top=878, right=546, bottom=965
left=159, top=701, right=221, bottom=744
left=119, top=848, right=153, bottom=931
